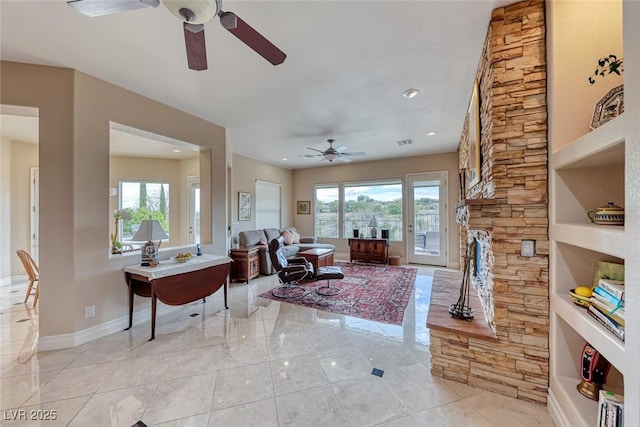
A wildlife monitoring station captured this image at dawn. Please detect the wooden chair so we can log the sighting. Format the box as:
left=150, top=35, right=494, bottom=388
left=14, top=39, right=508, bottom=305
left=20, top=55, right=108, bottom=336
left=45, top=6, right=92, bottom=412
left=16, top=250, right=39, bottom=307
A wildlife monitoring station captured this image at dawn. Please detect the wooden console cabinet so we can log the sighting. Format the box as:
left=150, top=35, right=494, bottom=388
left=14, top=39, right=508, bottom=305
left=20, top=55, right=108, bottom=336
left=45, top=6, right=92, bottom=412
left=349, top=238, right=389, bottom=264
left=230, top=247, right=260, bottom=283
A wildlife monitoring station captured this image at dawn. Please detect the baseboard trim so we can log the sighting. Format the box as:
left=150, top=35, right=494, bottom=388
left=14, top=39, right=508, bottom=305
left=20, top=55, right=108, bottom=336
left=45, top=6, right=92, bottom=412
left=547, top=389, right=570, bottom=427
left=38, top=305, right=181, bottom=351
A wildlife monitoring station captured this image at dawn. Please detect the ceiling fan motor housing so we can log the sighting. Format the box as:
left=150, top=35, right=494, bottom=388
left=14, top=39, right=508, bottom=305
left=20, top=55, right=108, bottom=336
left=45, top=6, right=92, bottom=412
left=161, top=0, right=219, bottom=24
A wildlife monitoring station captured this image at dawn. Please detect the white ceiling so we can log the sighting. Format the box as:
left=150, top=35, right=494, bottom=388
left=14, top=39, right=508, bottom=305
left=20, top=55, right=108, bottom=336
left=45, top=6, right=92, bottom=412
left=0, top=0, right=513, bottom=169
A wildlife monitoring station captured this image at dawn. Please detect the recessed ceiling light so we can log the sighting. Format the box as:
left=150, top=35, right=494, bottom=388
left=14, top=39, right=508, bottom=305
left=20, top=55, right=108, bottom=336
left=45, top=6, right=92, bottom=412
left=172, top=149, right=181, bottom=153
left=282, top=158, right=288, bottom=161
left=427, top=132, right=436, bottom=136
left=403, top=89, right=420, bottom=99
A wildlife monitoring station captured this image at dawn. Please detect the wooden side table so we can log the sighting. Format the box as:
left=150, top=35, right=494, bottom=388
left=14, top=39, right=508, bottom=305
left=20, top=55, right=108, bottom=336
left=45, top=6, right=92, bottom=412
left=123, top=254, right=231, bottom=340
left=230, top=247, right=260, bottom=283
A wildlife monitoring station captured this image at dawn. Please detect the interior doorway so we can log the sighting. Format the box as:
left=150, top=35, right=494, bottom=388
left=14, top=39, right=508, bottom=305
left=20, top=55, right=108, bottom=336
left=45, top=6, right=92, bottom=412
left=0, top=106, right=39, bottom=282
left=188, top=176, right=200, bottom=244
left=30, top=167, right=40, bottom=263
left=406, top=172, right=448, bottom=266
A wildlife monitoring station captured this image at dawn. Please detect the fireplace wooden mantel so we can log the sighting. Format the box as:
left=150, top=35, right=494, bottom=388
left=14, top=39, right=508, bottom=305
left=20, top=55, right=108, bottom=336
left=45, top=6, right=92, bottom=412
left=455, top=198, right=501, bottom=210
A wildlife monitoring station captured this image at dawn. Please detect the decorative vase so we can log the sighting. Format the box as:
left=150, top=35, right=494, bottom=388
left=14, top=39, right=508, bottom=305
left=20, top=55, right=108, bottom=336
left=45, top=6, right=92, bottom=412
left=586, top=202, right=624, bottom=225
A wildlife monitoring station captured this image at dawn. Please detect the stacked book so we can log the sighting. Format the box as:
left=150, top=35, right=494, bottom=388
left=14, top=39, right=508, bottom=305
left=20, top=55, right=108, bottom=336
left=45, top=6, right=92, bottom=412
left=597, top=390, right=624, bottom=427
left=588, top=278, right=625, bottom=341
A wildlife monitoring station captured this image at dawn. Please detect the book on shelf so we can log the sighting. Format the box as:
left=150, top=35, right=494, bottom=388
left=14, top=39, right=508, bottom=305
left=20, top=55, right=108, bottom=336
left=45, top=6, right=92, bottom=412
left=598, top=278, right=624, bottom=301
left=592, top=261, right=624, bottom=288
left=587, top=305, right=625, bottom=341
left=597, top=390, right=624, bottom=427
left=593, top=286, right=624, bottom=308
left=590, top=294, right=625, bottom=326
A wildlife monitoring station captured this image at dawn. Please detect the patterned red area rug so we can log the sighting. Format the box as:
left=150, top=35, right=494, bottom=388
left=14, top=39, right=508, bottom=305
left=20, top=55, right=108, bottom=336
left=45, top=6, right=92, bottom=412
left=258, top=262, right=417, bottom=325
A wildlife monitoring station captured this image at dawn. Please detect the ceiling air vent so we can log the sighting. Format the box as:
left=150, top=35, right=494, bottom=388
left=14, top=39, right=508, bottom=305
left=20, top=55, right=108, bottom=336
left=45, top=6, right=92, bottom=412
left=396, top=139, right=414, bottom=146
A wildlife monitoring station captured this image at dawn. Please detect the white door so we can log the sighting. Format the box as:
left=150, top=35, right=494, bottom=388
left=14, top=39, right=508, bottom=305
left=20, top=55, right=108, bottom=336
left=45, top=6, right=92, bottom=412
left=255, top=180, right=281, bottom=229
left=188, top=177, right=200, bottom=244
left=407, top=172, right=447, bottom=266
left=30, top=167, right=39, bottom=263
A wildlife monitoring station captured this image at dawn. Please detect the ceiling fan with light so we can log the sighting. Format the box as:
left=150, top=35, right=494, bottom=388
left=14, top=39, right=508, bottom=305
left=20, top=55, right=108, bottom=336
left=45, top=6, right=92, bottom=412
left=66, top=0, right=286, bottom=71
left=301, top=139, right=366, bottom=163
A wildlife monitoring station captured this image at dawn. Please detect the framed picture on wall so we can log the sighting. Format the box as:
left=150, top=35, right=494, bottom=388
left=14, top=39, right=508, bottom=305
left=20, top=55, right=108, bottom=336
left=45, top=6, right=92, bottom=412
left=238, top=191, right=251, bottom=221
left=467, top=80, right=481, bottom=188
left=297, top=200, right=311, bottom=215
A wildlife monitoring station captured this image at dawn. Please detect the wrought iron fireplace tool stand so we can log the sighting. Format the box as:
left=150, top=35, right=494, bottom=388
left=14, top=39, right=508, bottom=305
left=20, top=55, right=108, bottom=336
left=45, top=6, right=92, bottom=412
left=449, top=242, right=475, bottom=321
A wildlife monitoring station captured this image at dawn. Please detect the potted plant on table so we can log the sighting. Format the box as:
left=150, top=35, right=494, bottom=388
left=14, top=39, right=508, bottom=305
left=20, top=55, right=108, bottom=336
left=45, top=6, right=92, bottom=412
left=588, top=54, right=623, bottom=85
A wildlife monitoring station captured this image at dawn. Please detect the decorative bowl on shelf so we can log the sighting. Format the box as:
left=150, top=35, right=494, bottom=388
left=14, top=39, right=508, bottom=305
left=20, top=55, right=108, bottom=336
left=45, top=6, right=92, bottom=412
left=173, top=253, right=193, bottom=263
left=569, top=288, right=592, bottom=308
left=586, top=202, right=624, bottom=225
left=590, top=84, right=624, bottom=130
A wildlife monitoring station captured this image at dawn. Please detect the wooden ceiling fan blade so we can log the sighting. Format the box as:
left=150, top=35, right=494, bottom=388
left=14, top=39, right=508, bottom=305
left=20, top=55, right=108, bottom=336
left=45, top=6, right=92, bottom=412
left=67, top=0, right=159, bottom=17
left=306, top=147, right=325, bottom=154
left=219, top=11, right=286, bottom=66
left=183, top=23, right=207, bottom=71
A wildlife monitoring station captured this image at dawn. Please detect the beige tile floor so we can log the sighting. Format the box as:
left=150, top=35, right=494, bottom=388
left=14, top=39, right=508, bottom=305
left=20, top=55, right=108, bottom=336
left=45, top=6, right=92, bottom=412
left=0, top=264, right=554, bottom=426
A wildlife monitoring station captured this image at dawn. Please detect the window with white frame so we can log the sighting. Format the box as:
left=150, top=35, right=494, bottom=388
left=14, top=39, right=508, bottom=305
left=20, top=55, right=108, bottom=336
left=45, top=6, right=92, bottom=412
left=314, top=184, right=339, bottom=238
left=119, top=181, right=170, bottom=242
left=314, top=181, right=403, bottom=240
left=344, top=180, right=403, bottom=240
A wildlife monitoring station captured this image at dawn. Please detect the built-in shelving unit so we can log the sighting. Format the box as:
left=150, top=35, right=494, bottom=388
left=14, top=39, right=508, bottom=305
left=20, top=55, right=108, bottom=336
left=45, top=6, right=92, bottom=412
left=549, top=0, right=640, bottom=427
left=549, top=114, right=628, bottom=426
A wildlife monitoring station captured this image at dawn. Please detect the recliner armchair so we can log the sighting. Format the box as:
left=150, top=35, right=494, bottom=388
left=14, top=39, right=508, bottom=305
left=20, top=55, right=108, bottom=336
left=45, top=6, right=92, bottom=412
left=269, top=236, right=313, bottom=298
left=269, top=236, right=345, bottom=297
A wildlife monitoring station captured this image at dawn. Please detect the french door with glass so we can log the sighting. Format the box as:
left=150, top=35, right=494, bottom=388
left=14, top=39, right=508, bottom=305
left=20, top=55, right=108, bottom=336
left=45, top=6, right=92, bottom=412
left=406, top=172, right=447, bottom=266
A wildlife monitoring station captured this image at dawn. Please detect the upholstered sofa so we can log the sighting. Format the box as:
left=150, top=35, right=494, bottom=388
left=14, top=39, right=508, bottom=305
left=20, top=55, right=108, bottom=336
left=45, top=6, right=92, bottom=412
left=238, top=227, right=335, bottom=275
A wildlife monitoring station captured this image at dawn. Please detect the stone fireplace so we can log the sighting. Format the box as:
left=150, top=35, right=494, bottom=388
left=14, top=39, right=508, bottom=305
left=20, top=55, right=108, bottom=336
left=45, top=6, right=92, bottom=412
left=428, top=0, right=550, bottom=405
left=471, top=230, right=495, bottom=329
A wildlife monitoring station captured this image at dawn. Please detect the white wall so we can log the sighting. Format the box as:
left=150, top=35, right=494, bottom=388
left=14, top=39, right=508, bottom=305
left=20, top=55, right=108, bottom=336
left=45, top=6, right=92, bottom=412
left=547, top=0, right=623, bottom=150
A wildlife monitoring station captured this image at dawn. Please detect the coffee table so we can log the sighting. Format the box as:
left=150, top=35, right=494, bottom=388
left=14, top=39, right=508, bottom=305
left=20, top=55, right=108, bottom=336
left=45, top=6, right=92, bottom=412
left=298, top=248, right=334, bottom=273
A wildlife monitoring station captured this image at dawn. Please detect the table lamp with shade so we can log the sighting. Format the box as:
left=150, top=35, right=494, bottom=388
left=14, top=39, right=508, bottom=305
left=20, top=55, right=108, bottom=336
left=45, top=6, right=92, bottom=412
left=369, top=216, right=378, bottom=238
left=131, top=219, right=169, bottom=266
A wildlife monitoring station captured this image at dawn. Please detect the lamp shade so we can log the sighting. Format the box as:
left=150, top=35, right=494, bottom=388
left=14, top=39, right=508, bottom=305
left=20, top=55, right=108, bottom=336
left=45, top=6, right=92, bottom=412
left=131, top=219, right=169, bottom=242
left=324, top=152, right=339, bottom=161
